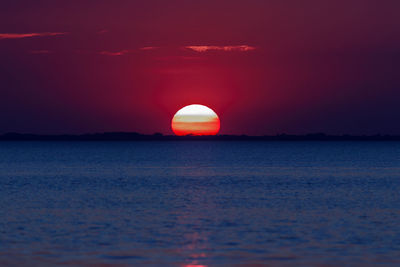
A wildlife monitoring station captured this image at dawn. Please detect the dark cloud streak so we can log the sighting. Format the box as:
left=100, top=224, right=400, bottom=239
left=0, top=32, right=66, bottom=40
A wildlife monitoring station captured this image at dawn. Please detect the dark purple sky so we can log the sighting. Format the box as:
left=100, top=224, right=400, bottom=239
left=1, top=0, right=400, bottom=135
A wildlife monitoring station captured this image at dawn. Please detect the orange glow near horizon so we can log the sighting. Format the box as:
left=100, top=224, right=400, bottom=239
left=171, top=104, right=220, bottom=136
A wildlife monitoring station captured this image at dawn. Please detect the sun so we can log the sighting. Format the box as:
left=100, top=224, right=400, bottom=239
left=171, top=104, right=220, bottom=136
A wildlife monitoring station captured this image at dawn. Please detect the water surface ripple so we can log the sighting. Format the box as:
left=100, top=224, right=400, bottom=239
left=0, top=141, right=399, bottom=266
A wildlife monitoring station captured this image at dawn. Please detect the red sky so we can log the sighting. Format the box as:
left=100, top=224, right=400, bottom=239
left=1, top=0, right=400, bottom=135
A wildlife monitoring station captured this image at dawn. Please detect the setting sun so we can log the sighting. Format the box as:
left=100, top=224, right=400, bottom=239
left=171, top=104, right=220, bottom=136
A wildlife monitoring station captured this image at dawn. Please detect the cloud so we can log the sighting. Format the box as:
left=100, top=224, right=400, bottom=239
left=185, top=45, right=256, bottom=52
left=30, top=50, right=53, bottom=54
left=99, top=50, right=129, bottom=56
left=140, top=46, right=159, bottom=50
left=0, top=32, right=66, bottom=40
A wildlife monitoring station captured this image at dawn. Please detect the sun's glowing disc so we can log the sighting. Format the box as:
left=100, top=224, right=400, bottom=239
left=171, top=104, right=220, bottom=136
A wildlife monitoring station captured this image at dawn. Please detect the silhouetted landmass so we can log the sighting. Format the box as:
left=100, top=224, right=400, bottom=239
left=0, top=132, right=399, bottom=141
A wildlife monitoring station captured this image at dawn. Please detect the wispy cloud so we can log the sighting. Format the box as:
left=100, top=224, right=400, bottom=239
left=185, top=45, right=256, bottom=52
left=0, top=32, right=66, bottom=40
left=30, top=50, right=53, bottom=54
left=140, top=46, right=159, bottom=50
left=99, top=50, right=129, bottom=56
left=98, top=29, right=108, bottom=34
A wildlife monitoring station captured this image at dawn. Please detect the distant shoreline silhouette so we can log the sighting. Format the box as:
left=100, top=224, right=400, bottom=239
left=0, top=132, right=399, bottom=141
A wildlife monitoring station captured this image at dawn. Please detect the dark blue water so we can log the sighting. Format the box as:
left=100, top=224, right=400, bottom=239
left=0, top=141, right=399, bottom=266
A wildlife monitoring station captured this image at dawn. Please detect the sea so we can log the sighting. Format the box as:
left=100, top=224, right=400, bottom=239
left=0, top=141, right=399, bottom=266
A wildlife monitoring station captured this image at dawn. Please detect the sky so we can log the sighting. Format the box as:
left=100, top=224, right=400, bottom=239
left=1, top=0, right=400, bottom=135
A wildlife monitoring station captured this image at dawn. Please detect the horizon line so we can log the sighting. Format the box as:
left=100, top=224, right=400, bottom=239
left=0, top=132, right=399, bottom=141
